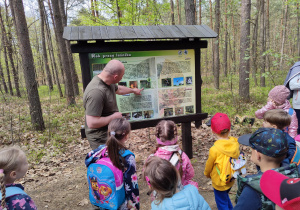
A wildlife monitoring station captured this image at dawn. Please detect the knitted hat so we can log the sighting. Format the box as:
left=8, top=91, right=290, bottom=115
left=268, top=85, right=290, bottom=105
left=211, top=113, right=231, bottom=134
left=260, top=170, right=300, bottom=210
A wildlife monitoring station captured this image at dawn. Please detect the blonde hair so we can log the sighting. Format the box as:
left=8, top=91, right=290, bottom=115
left=143, top=156, right=179, bottom=204
left=0, top=147, right=25, bottom=208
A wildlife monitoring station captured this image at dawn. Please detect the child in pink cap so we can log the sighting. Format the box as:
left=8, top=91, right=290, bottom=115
left=255, top=85, right=298, bottom=138
left=153, top=120, right=198, bottom=188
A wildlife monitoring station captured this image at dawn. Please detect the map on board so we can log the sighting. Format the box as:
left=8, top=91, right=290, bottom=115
left=88, top=50, right=196, bottom=121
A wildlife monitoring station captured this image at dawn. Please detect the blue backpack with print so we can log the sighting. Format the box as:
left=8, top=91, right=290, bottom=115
left=86, top=146, right=134, bottom=209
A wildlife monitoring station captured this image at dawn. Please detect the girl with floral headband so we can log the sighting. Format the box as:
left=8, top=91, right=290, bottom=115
left=0, top=146, right=37, bottom=210
left=153, top=120, right=198, bottom=188
left=85, top=118, right=139, bottom=210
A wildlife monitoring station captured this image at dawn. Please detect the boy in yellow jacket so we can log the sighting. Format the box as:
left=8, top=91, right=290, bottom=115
left=204, top=113, right=240, bottom=210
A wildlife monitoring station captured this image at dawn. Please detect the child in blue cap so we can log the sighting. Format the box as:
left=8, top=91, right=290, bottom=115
left=234, top=128, right=299, bottom=210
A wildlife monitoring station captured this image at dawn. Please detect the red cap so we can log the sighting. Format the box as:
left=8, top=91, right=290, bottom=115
left=260, top=170, right=300, bottom=210
left=211, top=113, right=231, bottom=134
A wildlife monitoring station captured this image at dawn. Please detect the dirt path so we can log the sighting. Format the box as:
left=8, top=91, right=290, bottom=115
left=23, top=125, right=249, bottom=210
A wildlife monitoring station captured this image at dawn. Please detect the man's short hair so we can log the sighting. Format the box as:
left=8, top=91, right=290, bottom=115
left=263, top=109, right=291, bottom=130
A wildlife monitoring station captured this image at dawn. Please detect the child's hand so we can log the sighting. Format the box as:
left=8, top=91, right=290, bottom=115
left=268, top=98, right=277, bottom=107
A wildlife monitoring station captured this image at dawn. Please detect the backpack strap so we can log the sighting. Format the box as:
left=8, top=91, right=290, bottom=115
left=291, top=146, right=300, bottom=166
left=120, top=149, right=134, bottom=158
left=0, top=186, right=27, bottom=200
left=288, top=108, right=294, bottom=116
left=169, top=150, right=182, bottom=166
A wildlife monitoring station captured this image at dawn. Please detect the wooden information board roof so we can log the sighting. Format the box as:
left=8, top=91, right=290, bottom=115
left=63, top=25, right=217, bottom=41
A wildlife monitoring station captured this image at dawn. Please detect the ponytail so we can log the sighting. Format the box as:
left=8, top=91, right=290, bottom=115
left=106, top=118, right=131, bottom=170
left=176, top=151, right=183, bottom=178
left=0, top=171, right=5, bottom=208
left=107, top=135, right=126, bottom=170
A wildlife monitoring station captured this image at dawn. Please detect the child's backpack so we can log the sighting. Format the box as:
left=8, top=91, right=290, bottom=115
left=235, top=163, right=299, bottom=210
left=86, top=146, right=134, bottom=209
left=291, top=145, right=300, bottom=166
left=216, top=152, right=247, bottom=184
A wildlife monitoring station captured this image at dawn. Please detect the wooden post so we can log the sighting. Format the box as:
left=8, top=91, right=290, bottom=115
left=182, top=122, right=192, bottom=159
left=79, top=53, right=91, bottom=91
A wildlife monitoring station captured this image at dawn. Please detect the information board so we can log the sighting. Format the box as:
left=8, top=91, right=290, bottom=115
left=88, top=49, right=196, bottom=121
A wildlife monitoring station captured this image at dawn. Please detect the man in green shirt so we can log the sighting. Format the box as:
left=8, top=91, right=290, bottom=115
left=83, top=59, right=143, bottom=149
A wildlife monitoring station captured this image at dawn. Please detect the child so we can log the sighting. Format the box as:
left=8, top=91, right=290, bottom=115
left=260, top=170, right=300, bottom=210
left=204, top=113, right=240, bottom=210
left=0, top=147, right=37, bottom=210
left=85, top=118, right=139, bottom=209
left=235, top=128, right=299, bottom=210
left=255, top=85, right=298, bottom=138
left=262, top=109, right=297, bottom=166
left=143, top=156, right=211, bottom=210
left=153, top=120, right=198, bottom=188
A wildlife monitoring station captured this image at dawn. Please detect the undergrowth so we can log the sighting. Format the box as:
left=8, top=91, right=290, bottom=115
left=0, top=70, right=288, bottom=162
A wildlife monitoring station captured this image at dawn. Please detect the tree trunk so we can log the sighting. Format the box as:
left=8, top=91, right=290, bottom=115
left=170, top=0, right=175, bottom=25
left=199, top=0, right=201, bottom=25
left=185, top=0, right=195, bottom=25
left=214, top=0, right=220, bottom=89
left=209, top=0, right=214, bottom=76
left=38, top=0, right=53, bottom=91
left=297, top=3, right=300, bottom=58
left=176, top=0, right=181, bottom=24
left=265, top=0, right=270, bottom=73
left=91, top=0, right=95, bottom=17
left=51, top=0, right=76, bottom=105
left=231, top=11, right=236, bottom=72
left=0, top=48, right=8, bottom=94
left=9, top=0, right=45, bottom=131
left=59, top=0, right=79, bottom=96
left=194, top=0, right=197, bottom=24
left=252, top=0, right=260, bottom=86
left=260, top=0, right=266, bottom=87
left=239, top=0, right=251, bottom=101
left=3, top=2, right=21, bottom=97
left=280, top=0, right=288, bottom=70
left=47, top=0, right=66, bottom=87
left=116, top=0, right=121, bottom=25
left=44, top=9, right=63, bottom=98
left=0, top=27, right=13, bottom=95
left=223, top=0, right=228, bottom=77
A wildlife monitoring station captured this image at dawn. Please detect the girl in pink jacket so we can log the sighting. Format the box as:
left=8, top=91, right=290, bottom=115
left=255, top=85, right=298, bottom=138
left=153, top=120, right=198, bottom=188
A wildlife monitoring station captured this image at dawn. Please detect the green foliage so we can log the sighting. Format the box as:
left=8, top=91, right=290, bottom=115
left=28, top=149, right=46, bottom=163
left=70, top=0, right=171, bottom=26
left=201, top=70, right=287, bottom=119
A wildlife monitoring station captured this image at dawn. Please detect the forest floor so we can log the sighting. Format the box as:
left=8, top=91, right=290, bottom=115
left=0, top=78, right=268, bottom=210
left=20, top=122, right=257, bottom=210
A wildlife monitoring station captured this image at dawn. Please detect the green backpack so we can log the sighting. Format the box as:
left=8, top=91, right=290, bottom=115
left=235, top=164, right=299, bottom=210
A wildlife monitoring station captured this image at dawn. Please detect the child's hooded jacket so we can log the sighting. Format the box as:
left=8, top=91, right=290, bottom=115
left=154, top=145, right=198, bottom=188
left=151, top=184, right=211, bottom=210
left=204, top=136, right=240, bottom=191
